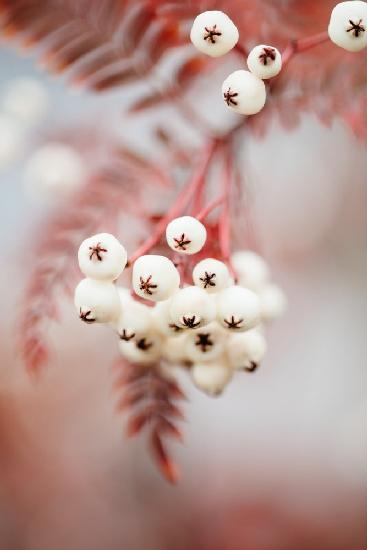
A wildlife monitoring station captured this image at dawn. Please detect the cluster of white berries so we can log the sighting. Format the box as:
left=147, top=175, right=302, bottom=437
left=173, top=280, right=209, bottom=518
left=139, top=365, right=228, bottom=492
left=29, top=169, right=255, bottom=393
left=0, top=77, right=48, bottom=170
left=74, top=216, right=286, bottom=397
left=190, top=3, right=367, bottom=117
left=190, top=10, right=282, bottom=116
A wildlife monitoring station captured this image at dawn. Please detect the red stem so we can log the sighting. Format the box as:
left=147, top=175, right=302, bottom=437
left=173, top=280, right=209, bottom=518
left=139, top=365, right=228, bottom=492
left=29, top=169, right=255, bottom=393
left=127, top=141, right=217, bottom=265
left=196, top=194, right=224, bottom=221
left=218, top=147, right=233, bottom=271
left=282, top=31, right=329, bottom=66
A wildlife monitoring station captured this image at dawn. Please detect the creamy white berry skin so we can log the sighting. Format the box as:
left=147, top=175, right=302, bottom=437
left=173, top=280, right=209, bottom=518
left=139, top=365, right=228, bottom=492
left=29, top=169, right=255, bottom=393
left=185, top=322, right=225, bottom=363
left=191, top=361, right=233, bottom=396
left=192, top=258, right=230, bottom=293
left=247, top=45, right=282, bottom=79
left=226, top=329, right=267, bottom=371
left=328, top=1, right=367, bottom=52
left=74, top=278, right=121, bottom=325
left=133, top=255, right=180, bottom=302
left=24, top=143, right=86, bottom=198
left=119, top=331, right=162, bottom=365
left=151, top=299, right=184, bottom=336
left=258, top=284, right=287, bottom=322
left=2, top=78, right=48, bottom=125
left=216, top=285, right=260, bottom=332
left=166, top=216, right=207, bottom=255
left=190, top=10, right=239, bottom=58
left=231, top=250, right=270, bottom=291
left=222, top=70, right=266, bottom=115
left=0, top=114, right=23, bottom=169
left=78, top=233, right=127, bottom=282
left=169, top=286, right=216, bottom=329
left=116, top=300, right=152, bottom=342
left=161, top=334, right=190, bottom=364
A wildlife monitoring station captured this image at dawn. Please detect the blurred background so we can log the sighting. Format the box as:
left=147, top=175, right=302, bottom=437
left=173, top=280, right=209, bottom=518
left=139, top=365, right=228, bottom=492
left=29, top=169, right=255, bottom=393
left=1, top=1, right=367, bottom=549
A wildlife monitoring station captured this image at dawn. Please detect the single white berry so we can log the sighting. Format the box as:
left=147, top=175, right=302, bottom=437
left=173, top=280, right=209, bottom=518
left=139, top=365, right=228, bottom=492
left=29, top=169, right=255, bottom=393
left=328, top=1, right=367, bottom=52
left=133, top=255, right=180, bottom=302
left=185, top=322, right=225, bottom=363
left=192, top=258, right=230, bottom=293
left=222, top=70, right=266, bottom=115
left=190, top=10, right=239, bottom=57
left=231, top=250, right=269, bottom=291
left=161, top=334, right=190, bottom=364
left=74, top=278, right=121, bottom=324
left=170, top=286, right=216, bottom=329
left=216, top=285, right=260, bottom=332
left=247, top=45, right=282, bottom=79
left=151, top=299, right=184, bottom=336
left=191, top=361, right=233, bottom=396
left=0, top=114, right=23, bottom=169
left=166, top=216, right=207, bottom=255
left=258, top=284, right=287, bottom=322
left=226, top=329, right=267, bottom=371
left=119, top=331, right=162, bottom=365
left=78, top=233, right=127, bottom=282
left=116, top=300, right=152, bottom=342
left=24, top=143, right=86, bottom=198
left=2, top=77, right=48, bottom=125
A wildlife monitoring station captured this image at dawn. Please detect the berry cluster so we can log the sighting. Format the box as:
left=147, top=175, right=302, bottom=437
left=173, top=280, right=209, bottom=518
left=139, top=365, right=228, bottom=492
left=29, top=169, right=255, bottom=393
left=190, top=2, right=367, bottom=116
left=74, top=218, right=286, bottom=397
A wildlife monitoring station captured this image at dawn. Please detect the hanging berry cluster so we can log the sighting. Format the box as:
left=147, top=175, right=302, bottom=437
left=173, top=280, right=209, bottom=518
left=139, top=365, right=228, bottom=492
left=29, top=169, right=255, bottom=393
left=190, top=2, right=367, bottom=116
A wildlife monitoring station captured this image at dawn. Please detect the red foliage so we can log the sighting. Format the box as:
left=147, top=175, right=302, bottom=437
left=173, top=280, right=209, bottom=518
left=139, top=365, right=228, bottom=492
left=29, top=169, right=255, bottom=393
left=113, top=359, right=186, bottom=483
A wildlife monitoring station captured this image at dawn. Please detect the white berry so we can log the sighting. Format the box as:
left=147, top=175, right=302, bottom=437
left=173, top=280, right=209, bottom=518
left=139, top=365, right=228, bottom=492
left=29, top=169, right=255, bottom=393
left=247, top=45, right=282, bottom=79
left=216, top=285, right=260, bottom=332
left=116, top=300, right=152, bottom=342
left=328, top=1, right=367, bottom=52
left=166, top=216, right=207, bottom=255
left=161, top=334, right=190, bottom=364
left=169, top=286, right=216, bottom=329
left=24, top=143, right=86, bottom=198
left=2, top=77, right=48, bottom=125
left=231, top=250, right=269, bottom=291
left=133, top=255, right=180, bottom=302
left=190, top=10, right=239, bottom=58
left=0, top=114, right=23, bottom=169
left=74, top=278, right=121, bottom=324
left=78, top=233, right=127, bottom=282
left=192, top=258, right=230, bottom=293
left=222, top=70, right=266, bottom=115
left=226, top=329, right=267, bottom=371
left=258, top=284, right=287, bottom=322
left=185, top=322, right=225, bottom=363
left=191, top=361, right=233, bottom=396
left=119, top=331, right=162, bottom=365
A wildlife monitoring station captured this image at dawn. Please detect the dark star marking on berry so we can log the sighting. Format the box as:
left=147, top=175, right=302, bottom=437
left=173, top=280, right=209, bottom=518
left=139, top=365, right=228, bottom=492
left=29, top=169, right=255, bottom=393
left=224, top=316, right=244, bottom=329
left=259, top=46, right=276, bottom=65
left=119, top=329, right=136, bottom=341
left=245, top=361, right=258, bottom=373
left=139, top=275, right=158, bottom=295
left=199, top=271, right=216, bottom=289
left=136, top=338, right=153, bottom=351
left=173, top=233, right=191, bottom=251
left=79, top=309, right=96, bottom=324
left=347, top=18, right=365, bottom=37
left=203, top=24, right=222, bottom=44
left=224, top=88, right=238, bottom=106
left=182, top=316, right=201, bottom=329
left=169, top=323, right=183, bottom=333
left=89, top=242, right=107, bottom=261
left=195, top=333, right=213, bottom=352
